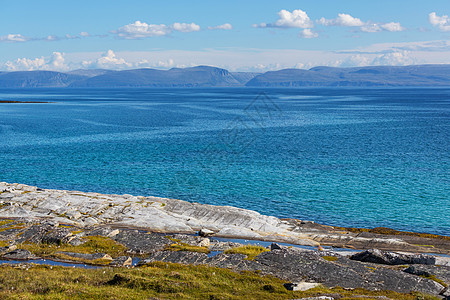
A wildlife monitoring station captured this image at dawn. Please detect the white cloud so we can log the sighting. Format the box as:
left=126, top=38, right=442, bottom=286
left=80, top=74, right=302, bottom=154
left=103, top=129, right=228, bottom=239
left=298, top=29, right=318, bottom=38
left=429, top=12, right=450, bottom=32
left=361, top=23, right=381, bottom=33
left=113, top=21, right=171, bottom=38
left=1, top=52, right=68, bottom=71
left=0, top=34, right=30, bottom=42
left=208, top=23, right=233, bottom=30
left=339, top=54, right=372, bottom=67
left=257, top=9, right=313, bottom=28
left=380, top=22, right=404, bottom=32
left=372, top=51, right=415, bottom=66
left=80, top=32, right=90, bottom=37
left=318, top=13, right=364, bottom=27
left=112, top=20, right=200, bottom=39
left=85, top=50, right=132, bottom=69
left=318, top=13, right=404, bottom=33
left=172, top=22, right=200, bottom=32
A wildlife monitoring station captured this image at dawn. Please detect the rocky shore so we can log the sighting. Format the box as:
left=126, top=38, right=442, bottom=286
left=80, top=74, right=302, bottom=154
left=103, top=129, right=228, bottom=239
left=1, top=182, right=449, bottom=299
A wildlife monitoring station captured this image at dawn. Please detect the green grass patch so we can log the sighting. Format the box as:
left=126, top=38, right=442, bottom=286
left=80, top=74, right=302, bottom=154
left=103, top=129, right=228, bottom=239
left=166, top=243, right=210, bottom=254
left=0, top=262, right=441, bottom=299
left=18, top=235, right=128, bottom=259
left=0, top=240, right=10, bottom=247
left=0, top=219, right=14, bottom=227
left=224, top=245, right=269, bottom=260
left=322, top=256, right=338, bottom=262
left=0, top=223, right=26, bottom=233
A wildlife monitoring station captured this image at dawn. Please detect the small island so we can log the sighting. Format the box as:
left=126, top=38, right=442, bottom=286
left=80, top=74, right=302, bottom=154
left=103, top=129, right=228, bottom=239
left=0, top=100, right=50, bottom=103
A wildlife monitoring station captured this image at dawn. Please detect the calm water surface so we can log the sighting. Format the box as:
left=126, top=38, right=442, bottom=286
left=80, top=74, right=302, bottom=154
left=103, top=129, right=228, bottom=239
left=0, top=88, right=448, bottom=235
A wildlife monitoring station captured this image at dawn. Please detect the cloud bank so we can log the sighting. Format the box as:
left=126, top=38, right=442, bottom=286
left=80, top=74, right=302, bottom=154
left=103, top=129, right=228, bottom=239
left=2, top=40, right=450, bottom=73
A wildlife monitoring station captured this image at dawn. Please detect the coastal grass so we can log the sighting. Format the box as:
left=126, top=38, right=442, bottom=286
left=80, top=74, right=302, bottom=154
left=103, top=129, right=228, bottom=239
left=166, top=243, right=210, bottom=254
left=0, top=219, right=14, bottom=227
left=336, top=226, right=450, bottom=241
left=0, top=262, right=441, bottom=300
left=321, top=255, right=338, bottom=262
left=165, top=236, right=211, bottom=253
left=17, top=235, right=128, bottom=262
left=0, top=240, right=10, bottom=247
left=420, top=274, right=448, bottom=288
left=224, top=245, right=269, bottom=260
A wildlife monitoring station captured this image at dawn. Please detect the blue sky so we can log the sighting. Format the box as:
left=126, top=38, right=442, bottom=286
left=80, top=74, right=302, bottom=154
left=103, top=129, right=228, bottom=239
left=1, top=0, right=449, bottom=71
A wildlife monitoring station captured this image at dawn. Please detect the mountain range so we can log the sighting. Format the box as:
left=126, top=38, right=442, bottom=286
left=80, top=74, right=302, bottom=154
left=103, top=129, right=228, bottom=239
left=0, top=65, right=449, bottom=88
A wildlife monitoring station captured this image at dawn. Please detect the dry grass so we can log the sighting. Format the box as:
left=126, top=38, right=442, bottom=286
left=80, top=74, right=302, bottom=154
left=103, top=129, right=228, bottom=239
left=224, top=245, right=269, bottom=260
left=335, top=226, right=450, bottom=241
left=17, top=235, right=128, bottom=262
left=0, top=262, right=440, bottom=300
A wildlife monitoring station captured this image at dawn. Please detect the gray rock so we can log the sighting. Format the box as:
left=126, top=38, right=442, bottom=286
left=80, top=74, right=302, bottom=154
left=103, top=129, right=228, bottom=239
left=2, top=249, right=38, bottom=260
left=199, top=228, right=215, bottom=237
left=404, top=265, right=450, bottom=286
left=251, top=249, right=444, bottom=295
left=198, top=238, right=210, bottom=247
left=109, top=256, right=133, bottom=267
left=0, top=245, right=17, bottom=255
left=113, top=230, right=172, bottom=254
left=41, top=228, right=73, bottom=245
left=284, top=282, right=321, bottom=291
left=350, top=249, right=436, bottom=265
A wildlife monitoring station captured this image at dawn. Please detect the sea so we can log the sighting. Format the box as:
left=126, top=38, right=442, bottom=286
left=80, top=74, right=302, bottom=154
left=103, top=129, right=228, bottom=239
left=0, top=88, right=448, bottom=235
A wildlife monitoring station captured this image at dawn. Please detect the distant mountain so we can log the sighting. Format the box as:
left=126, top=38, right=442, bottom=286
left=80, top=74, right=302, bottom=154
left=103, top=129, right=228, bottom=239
left=67, top=69, right=116, bottom=78
left=231, top=72, right=262, bottom=84
left=246, top=65, right=450, bottom=87
left=0, top=65, right=450, bottom=88
left=0, top=71, right=86, bottom=88
left=70, top=66, right=242, bottom=87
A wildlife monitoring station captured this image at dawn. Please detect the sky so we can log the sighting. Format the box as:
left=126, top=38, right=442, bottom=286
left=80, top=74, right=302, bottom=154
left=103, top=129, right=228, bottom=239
left=1, top=0, right=449, bottom=72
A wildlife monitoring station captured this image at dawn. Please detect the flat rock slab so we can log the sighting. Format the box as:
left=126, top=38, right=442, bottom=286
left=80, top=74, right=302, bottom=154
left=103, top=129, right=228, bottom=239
left=1, top=249, right=38, bottom=260
left=2, top=182, right=449, bottom=254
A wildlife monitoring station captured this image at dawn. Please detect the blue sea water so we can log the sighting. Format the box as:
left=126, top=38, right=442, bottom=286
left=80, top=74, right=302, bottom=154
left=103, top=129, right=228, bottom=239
left=0, top=88, right=449, bottom=235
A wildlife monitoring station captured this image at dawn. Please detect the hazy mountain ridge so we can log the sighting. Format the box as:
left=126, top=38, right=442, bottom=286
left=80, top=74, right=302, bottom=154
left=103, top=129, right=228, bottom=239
left=246, top=65, right=450, bottom=87
left=0, top=65, right=449, bottom=88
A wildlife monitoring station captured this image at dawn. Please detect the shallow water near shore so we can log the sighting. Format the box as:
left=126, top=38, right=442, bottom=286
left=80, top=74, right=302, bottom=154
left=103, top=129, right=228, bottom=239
left=0, top=88, right=449, bottom=235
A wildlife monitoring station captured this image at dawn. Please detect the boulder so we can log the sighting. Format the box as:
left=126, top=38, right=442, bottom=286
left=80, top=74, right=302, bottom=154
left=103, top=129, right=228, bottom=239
left=0, top=244, right=17, bottom=255
left=1, top=249, right=38, bottom=260
left=109, top=256, right=133, bottom=267
left=350, top=249, right=436, bottom=265
left=403, top=265, right=450, bottom=286
left=41, top=228, right=73, bottom=245
left=199, top=228, right=215, bottom=237
left=198, top=238, right=210, bottom=247
left=113, top=230, right=172, bottom=254
left=284, top=282, right=321, bottom=291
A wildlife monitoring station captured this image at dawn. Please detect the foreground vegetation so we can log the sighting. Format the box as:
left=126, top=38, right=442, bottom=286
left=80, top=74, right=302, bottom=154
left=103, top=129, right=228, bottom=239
left=0, top=262, right=440, bottom=300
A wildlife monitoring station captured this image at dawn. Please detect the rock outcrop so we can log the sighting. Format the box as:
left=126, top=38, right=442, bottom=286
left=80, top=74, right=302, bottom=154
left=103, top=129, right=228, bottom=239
left=1, top=182, right=449, bottom=255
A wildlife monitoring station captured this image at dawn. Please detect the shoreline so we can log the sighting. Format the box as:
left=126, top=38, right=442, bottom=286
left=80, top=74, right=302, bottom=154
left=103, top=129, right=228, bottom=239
left=2, top=181, right=450, bottom=297
left=1, top=182, right=448, bottom=255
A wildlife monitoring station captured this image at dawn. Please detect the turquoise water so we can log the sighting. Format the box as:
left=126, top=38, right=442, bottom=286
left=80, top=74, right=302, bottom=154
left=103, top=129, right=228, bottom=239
left=0, top=88, right=449, bottom=235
